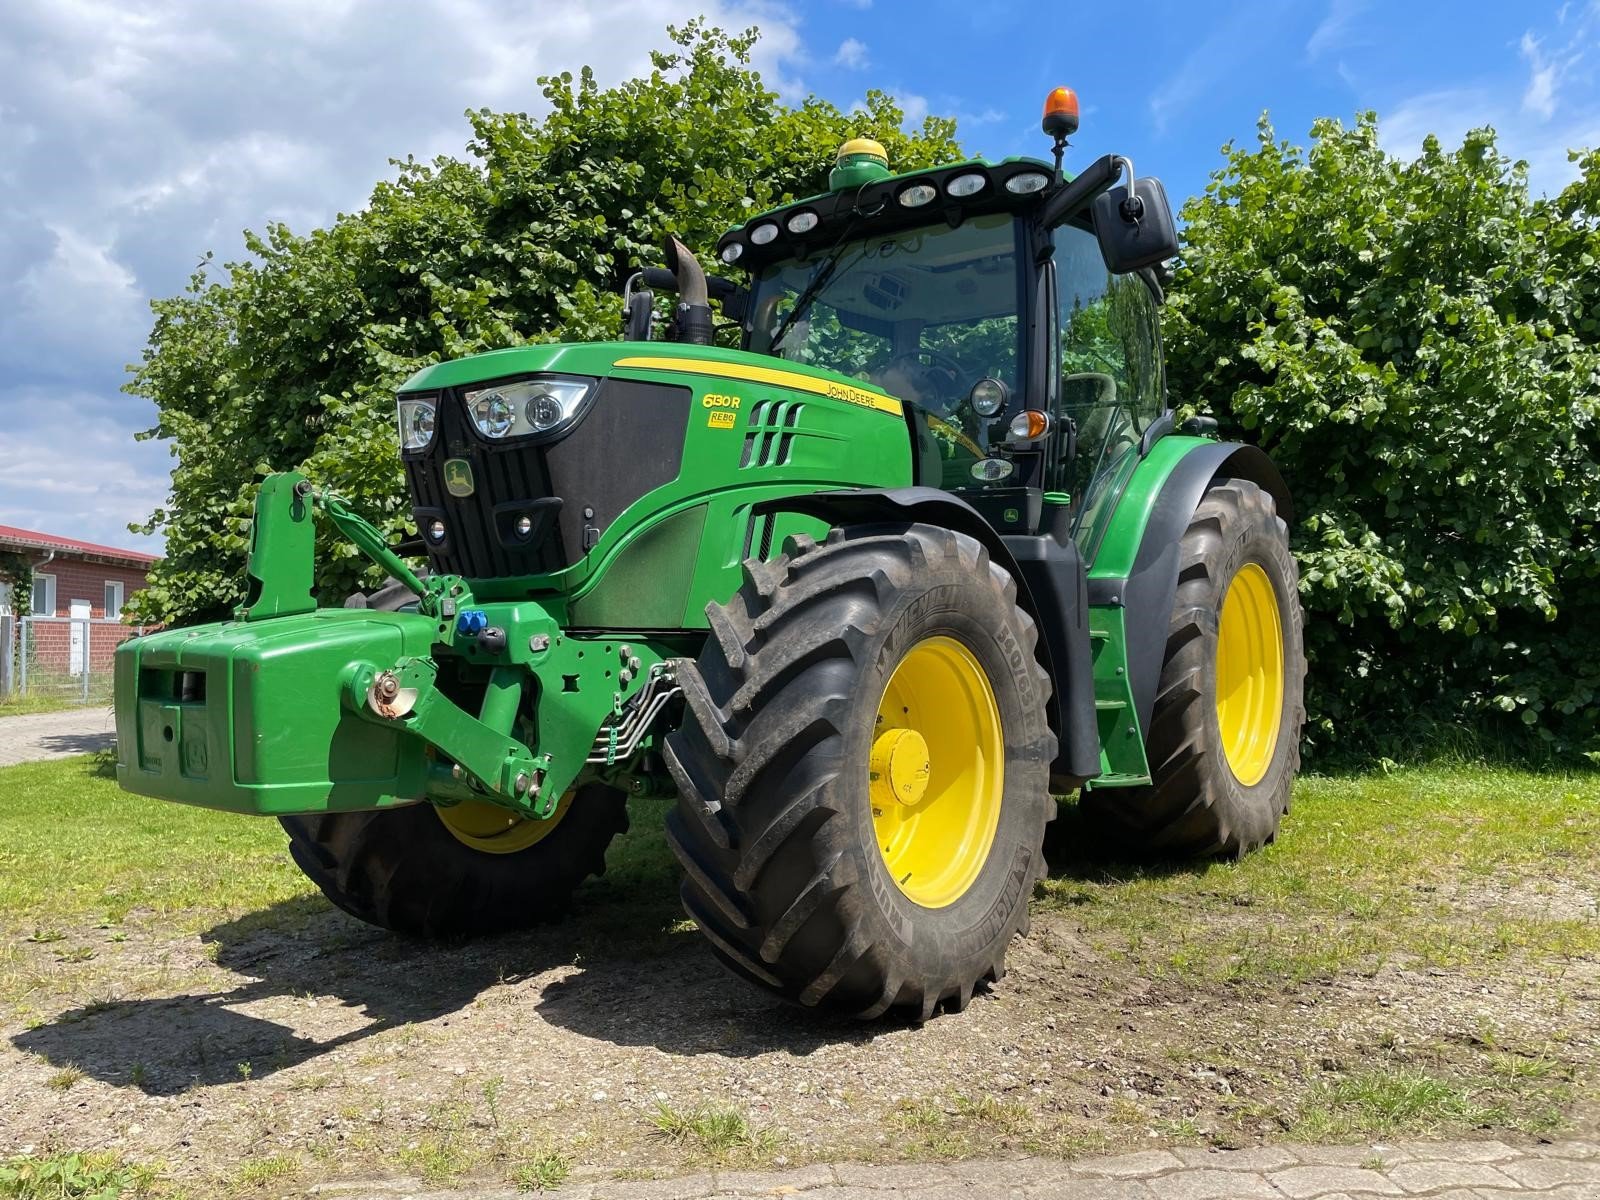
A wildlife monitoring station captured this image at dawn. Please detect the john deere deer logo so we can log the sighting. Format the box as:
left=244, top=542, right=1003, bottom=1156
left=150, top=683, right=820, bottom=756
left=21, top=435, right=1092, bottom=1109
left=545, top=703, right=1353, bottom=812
left=443, top=459, right=475, bottom=497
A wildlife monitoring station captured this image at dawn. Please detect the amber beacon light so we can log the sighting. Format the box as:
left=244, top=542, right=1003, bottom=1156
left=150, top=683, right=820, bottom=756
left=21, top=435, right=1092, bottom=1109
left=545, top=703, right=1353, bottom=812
left=1042, top=87, right=1080, bottom=138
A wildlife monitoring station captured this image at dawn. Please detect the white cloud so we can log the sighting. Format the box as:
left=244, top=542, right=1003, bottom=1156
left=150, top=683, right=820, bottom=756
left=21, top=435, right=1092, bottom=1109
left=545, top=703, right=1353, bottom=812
left=1380, top=86, right=1600, bottom=197
left=0, top=403, right=173, bottom=552
left=1521, top=31, right=1560, bottom=119
left=833, top=37, right=868, bottom=69
left=0, top=0, right=806, bottom=552
left=1380, top=4, right=1600, bottom=196
left=1307, top=0, right=1369, bottom=61
left=895, top=91, right=929, bottom=126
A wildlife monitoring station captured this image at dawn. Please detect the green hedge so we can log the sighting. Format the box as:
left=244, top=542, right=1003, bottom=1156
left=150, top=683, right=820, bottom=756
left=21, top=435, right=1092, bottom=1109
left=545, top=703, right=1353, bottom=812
left=1166, top=114, right=1599, bottom=758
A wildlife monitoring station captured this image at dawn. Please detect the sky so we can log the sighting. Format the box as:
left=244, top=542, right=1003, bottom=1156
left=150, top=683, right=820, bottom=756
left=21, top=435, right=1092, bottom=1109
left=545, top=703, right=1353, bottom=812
left=2, top=0, right=1597, bottom=554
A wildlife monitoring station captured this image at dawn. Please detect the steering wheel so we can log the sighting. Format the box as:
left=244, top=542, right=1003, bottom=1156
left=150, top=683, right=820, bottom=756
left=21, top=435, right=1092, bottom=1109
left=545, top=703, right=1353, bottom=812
left=881, top=349, right=966, bottom=415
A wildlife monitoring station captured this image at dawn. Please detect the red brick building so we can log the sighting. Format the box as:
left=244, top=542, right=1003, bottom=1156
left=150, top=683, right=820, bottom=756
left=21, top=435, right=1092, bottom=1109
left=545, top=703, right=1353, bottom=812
left=0, top=525, right=160, bottom=674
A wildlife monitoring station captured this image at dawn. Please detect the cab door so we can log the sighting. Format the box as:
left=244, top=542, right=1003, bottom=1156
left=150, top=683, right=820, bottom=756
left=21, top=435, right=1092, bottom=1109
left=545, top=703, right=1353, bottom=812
left=1049, top=222, right=1166, bottom=566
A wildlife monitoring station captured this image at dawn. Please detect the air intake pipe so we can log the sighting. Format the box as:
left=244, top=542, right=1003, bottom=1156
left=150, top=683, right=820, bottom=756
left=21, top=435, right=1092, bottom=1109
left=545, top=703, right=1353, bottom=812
left=663, top=236, right=713, bottom=346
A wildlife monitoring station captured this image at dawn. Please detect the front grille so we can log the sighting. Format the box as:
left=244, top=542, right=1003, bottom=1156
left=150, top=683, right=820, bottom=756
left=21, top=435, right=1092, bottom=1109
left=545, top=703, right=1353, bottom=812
left=403, top=377, right=691, bottom=580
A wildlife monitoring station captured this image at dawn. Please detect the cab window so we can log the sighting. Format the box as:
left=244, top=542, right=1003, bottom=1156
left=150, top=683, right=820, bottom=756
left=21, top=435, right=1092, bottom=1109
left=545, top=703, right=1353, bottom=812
left=1053, top=224, right=1164, bottom=540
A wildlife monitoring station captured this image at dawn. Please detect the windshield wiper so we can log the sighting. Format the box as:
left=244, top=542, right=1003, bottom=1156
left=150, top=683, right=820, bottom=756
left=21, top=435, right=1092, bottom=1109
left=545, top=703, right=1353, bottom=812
left=767, top=216, right=868, bottom=352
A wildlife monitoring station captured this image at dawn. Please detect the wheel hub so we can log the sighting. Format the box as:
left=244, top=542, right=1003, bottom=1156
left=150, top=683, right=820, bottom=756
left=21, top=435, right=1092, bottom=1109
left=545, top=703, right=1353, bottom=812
left=435, top=789, right=574, bottom=854
left=870, top=726, right=932, bottom=808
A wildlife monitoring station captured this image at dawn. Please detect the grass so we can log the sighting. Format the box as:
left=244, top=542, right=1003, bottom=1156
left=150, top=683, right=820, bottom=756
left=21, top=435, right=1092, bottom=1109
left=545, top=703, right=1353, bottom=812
left=0, top=694, right=99, bottom=717
left=1, top=753, right=1595, bottom=1176
left=1039, top=763, right=1600, bottom=988
left=648, top=1102, right=777, bottom=1163
left=1293, top=1068, right=1506, bottom=1139
left=0, top=755, right=317, bottom=934
left=229, top=1154, right=298, bottom=1190
left=511, top=1150, right=572, bottom=1192
left=0, top=1152, right=158, bottom=1198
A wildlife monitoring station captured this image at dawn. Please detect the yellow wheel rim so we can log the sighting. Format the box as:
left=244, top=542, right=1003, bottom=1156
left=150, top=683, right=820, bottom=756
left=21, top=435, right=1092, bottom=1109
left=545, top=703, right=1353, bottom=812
left=871, top=636, right=1004, bottom=909
left=435, top=789, right=574, bottom=855
left=1215, top=562, right=1285, bottom=787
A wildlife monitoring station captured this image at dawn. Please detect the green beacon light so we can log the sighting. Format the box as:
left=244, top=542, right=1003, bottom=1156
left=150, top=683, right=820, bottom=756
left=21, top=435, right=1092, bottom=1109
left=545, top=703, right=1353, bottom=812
left=829, top=137, right=892, bottom=191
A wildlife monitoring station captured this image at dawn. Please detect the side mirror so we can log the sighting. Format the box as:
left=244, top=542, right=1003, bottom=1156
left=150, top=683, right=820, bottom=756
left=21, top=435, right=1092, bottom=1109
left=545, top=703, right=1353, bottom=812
left=1091, top=169, right=1178, bottom=274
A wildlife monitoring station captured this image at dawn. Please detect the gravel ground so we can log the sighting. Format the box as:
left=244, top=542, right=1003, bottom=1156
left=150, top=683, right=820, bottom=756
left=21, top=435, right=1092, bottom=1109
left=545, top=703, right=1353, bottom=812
left=1, top=874, right=1595, bottom=1195
left=0, top=706, right=115, bottom=766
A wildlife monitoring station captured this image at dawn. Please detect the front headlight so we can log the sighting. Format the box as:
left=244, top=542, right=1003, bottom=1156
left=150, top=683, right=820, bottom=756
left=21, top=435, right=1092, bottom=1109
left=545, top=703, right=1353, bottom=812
left=463, top=376, right=595, bottom=441
left=397, top=396, right=437, bottom=451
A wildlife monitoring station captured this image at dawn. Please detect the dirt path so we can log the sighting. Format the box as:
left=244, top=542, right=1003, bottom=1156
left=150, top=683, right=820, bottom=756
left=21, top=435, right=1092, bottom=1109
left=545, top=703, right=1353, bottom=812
left=0, top=706, right=114, bottom=766
left=2, top=869, right=1595, bottom=1194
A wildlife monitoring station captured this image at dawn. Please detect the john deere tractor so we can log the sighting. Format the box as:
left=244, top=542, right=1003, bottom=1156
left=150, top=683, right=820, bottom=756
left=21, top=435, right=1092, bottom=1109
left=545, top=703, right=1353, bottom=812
left=116, top=90, right=1304, bottom=1021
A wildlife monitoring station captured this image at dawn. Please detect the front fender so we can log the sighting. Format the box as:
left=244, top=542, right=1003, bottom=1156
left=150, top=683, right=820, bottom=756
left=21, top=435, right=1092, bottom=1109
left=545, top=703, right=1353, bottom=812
left=1087, top=439, right=1294, bottom=738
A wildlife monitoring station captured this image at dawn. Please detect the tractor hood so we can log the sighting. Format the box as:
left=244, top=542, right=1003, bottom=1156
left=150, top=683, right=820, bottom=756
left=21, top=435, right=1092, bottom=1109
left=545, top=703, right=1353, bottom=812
left=399, top=340, right=897, bottom=410
left=394, top=341, right=908, bottom=592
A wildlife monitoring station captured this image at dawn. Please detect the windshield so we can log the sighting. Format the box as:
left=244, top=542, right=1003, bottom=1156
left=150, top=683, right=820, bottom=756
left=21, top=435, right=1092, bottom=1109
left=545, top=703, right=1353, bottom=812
left=747, top=214, right=1024, bottom=470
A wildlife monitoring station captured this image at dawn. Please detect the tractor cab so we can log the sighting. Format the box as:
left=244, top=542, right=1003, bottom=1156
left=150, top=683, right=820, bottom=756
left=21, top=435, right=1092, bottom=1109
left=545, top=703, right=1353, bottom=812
left=735, top=167, right=1169, bottom=555
left=639, top=106, right=1180, bottom=557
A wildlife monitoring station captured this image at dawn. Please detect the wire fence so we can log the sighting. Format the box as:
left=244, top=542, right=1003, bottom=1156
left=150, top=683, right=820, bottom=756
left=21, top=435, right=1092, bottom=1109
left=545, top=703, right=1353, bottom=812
left=2, top=616, right=147, bottom=705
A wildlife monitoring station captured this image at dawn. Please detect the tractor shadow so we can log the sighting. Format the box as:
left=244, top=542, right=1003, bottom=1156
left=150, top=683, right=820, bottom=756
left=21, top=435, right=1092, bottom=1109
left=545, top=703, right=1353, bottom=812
left=1040, top=798, right=1218, bottom=887
left=12, top=827, right=871, bottom=1094
left=12, top=899, right=523, bottom=1096
left=14, top=803, right=1154, bottom=1095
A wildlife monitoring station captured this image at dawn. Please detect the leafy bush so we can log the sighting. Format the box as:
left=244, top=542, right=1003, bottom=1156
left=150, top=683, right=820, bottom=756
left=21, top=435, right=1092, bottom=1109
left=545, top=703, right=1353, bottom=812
left=1166, top=114, right=1599, bottom=756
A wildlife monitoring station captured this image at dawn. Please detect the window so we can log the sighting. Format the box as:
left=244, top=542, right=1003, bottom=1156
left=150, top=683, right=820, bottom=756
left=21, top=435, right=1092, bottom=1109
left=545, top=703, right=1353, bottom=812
left=1053, top=224, right=1164, bottom=544
left=105, top=581, right=124, bottom=618
left=0, top=581, right=10, bottom=615
left=747, top=214, right=1025, bottom=487
left=31, top=573, right=55, bottom=617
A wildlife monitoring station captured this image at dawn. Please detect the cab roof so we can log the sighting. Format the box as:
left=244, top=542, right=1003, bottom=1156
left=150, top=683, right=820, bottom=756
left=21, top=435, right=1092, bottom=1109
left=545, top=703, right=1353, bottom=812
left=717, top=156, right=1060, bottom=273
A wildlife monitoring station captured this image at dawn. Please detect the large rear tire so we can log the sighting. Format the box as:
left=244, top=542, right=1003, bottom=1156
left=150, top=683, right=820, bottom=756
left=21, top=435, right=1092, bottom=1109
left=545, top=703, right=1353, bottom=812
left=280, top=578, right=629, bottom=937
left=665, top=524, right=1056, bottom=1021
left=1083, top=478, right=1305, bottom=857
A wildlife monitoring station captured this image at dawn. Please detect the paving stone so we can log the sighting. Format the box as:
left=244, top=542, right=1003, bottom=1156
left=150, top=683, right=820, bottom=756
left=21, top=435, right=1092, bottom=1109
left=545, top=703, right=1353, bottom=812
left=601, top=1172, right=723, bottom=1200
left=1388, top=1138, right=1521, bottom=1164
left=829, top=1162, right=959, bottom=1190
left=1029, top=1180, right=1157, bottom=1200
left=1294, top=1146, right=1415, bottom=1167
left=1072, top=1151, right=1184, bottom=1179
left=1541, top=1140, right=1600, bottom=1160
left=1267, top=1165, right=1404, bottom=1198
left=712, top=1165, right=838, bottom=1194
left=1146, top=1168, right=1280, bottom=1200
left=1495, top=1155, right=1600, bottom=1189
left=1385, top=1159, right=1517, bottom=1193
left=1172, top=1146, right=1303, bottom=1172
left=949, top=1158, right=1076, bottom=1188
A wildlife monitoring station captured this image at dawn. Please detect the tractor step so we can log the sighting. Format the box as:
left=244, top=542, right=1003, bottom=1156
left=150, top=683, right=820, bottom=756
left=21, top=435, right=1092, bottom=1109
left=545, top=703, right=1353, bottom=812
left=1084, top=604, right=1152, bottom=790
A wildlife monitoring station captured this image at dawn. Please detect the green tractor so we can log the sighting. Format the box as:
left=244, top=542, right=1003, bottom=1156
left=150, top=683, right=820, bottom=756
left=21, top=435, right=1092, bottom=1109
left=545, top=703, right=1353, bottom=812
left=115, top=91, right=1304, bottom=1021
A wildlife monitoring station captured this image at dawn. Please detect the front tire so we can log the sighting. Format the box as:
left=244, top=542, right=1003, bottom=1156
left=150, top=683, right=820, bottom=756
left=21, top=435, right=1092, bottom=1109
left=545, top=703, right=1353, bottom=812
left=1083, top=478, right=1305, bottom=857
left=280, top=785, right=629, bottom=938
left=665, top=524, right=1055, bottom=1021
left=282, top=578, right=629, bottom=937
